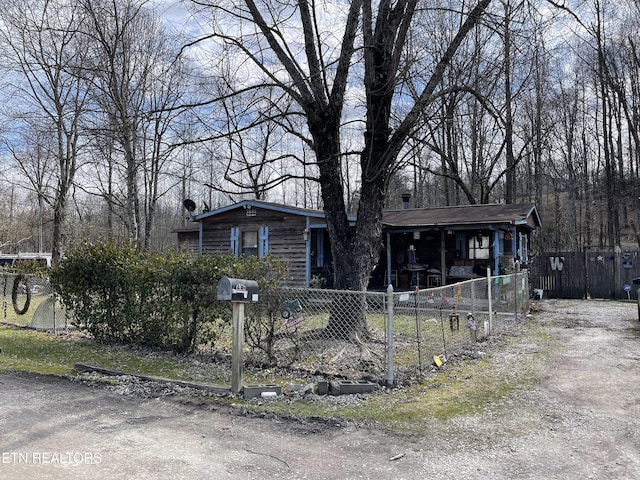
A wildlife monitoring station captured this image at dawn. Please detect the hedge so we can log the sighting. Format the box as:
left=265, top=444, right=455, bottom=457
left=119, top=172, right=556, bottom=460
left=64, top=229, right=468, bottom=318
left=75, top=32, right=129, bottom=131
left=50, top=240, right=289, bottom=354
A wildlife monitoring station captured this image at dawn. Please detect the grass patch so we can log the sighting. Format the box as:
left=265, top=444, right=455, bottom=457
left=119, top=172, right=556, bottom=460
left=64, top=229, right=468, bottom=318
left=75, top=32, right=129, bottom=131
left=250, top=359, right=530, bottom=433
left=0, top=316, right=554, bottom=434
left=0, top=325, right=227, bottom=381
left=250, top=323, right=554, bottom=433
left=0, top=324, right=300, bottom=386
left=1, top=295, right=50, bottom=327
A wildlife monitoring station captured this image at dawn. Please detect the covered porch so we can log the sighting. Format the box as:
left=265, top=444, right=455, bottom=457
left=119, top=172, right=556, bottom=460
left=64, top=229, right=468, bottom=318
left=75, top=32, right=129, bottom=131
left=368, top=203, right=541, bottom=290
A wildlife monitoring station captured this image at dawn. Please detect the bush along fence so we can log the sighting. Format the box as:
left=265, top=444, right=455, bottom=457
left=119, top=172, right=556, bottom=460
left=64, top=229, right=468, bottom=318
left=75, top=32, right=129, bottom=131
left=1, top=249, right=529, bottom=386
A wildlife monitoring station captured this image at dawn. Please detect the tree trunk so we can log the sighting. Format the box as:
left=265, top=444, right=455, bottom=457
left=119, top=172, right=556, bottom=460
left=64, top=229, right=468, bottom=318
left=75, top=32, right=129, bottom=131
left=503, top=1, right=516, bottom=204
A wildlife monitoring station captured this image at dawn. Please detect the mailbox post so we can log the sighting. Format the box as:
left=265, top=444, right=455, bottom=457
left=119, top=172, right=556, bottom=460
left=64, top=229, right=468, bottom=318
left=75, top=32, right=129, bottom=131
left=217, top=277, right=259, bottom=394
left=633, top=278, right=640, bottom=322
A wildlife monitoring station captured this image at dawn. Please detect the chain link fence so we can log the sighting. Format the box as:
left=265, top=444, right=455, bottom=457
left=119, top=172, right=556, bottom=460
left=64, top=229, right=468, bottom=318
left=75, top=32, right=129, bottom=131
left=1, top=273, right=70, bottom=331
left=1, top=270, right=529, bottom=384
left=242, top=287, right=389, bottom=378
left=241, top=271, right=529, bottom=383
left=386, top=272, right=529, bottom=383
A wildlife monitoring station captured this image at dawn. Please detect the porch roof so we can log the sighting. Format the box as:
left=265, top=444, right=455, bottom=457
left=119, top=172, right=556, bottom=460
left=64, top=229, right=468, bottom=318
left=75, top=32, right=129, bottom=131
left=382, top=203, right=541, bottom=230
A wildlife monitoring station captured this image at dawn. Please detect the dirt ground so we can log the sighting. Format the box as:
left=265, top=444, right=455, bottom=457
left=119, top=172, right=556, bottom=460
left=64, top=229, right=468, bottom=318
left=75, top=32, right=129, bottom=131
left=1, top=298, right=639, bottom=479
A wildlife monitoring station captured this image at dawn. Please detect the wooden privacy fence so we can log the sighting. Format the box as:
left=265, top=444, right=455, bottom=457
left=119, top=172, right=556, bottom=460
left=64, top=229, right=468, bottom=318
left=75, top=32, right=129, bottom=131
left=530, top=248, right=640, bottom=300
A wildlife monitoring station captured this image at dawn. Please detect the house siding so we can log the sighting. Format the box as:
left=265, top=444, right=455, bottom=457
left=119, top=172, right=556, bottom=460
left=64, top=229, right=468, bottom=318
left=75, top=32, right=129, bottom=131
left=200, top=207, right=308, bottom=287
left=176, top=230, right=199, bottom=253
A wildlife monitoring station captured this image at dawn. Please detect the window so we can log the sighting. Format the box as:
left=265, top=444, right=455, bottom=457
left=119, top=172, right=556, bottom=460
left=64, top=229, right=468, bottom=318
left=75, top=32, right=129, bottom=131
left=468, top=234, right=490, bottom=260
left=230, top=226, right=269, bottom=258
left=230, top=227, right=240, bottom=256
left=242, top=230, right=258, bottom=257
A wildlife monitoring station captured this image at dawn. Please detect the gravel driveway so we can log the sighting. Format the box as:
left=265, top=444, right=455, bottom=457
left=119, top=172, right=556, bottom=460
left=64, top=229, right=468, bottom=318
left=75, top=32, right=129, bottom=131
left=1, top=299, right=639, bottom=479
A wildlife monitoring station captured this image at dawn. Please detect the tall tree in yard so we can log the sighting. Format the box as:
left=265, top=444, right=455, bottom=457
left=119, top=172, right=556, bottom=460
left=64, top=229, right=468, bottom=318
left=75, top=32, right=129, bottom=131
left=82, top=0, right=191, bottom=248
left=0, top=0, right=90, bottom=266
left=190, top=0, right=492, bottom=335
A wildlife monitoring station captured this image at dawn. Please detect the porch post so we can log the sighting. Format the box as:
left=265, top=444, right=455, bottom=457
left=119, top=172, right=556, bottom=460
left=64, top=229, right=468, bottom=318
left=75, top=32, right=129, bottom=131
left=440, top=228, right=446, bottom=285
left=493, top=230, right=500, bottom=274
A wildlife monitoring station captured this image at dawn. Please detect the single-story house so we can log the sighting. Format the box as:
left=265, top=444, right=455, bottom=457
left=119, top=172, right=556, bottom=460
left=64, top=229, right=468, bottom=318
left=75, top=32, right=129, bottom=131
left=176, top=199, right=541, bottom=289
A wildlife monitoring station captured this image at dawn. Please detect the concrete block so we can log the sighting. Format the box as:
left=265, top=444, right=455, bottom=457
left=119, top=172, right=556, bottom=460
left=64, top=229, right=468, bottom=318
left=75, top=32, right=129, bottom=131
left=329, top=380, right=341, bottom=395
left=242, top=384, right=282, bottom=399
left=339, top=380, right=377, bottom=394
left=316, top=380, right=329, bottom=395
left=329, top=379, right=377, bottom=395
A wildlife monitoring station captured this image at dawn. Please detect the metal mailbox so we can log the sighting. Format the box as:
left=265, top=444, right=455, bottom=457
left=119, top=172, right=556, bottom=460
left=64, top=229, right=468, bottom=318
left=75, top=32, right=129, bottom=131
left=217, top=276, right=259, bottom=303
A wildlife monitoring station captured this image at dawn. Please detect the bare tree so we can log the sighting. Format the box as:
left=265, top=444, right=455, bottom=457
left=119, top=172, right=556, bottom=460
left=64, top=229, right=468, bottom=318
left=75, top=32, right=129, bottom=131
left=187, top=0, right=492, bottom=335
left=81, top=0, right=146, bottom=244
left=411, top=0, right=545, bottom=206
left=0, top=0, right=90, bottom=265
left=211, top=87, right=309, bottom=200
left=81, top=0, right=193, bottom=248
left=139, top=36, right=195, bottom=249
left=595, top=1, right=640, bottom=248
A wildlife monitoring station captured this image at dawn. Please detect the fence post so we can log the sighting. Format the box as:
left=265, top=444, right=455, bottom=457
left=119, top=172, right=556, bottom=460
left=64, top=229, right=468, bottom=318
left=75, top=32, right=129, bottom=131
left=522, top=271, right=529, bottom=313
left=513, top=272, right=518, bottom=319
left=470, top=279, right=476, bottom=313
left=487, top=267, right=493, bottom=336
left=386, top=284, right=394, bottom=386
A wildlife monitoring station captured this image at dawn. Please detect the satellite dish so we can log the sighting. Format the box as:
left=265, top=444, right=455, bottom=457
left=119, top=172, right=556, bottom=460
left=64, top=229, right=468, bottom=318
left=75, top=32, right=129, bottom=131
left=183, top=199, right=196, bottom=213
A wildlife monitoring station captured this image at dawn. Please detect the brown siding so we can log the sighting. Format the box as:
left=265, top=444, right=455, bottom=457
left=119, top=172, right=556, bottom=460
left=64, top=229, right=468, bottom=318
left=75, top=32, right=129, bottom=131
left=201, top=207, right=308, bottom=287
left=176, top=231, right=199, bottom=253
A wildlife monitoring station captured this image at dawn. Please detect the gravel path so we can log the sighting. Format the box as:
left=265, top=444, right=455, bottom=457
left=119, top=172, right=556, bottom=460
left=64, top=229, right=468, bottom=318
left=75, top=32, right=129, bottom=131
left=410, top=299, right=640, bottom=479
left=1, top=299, right=639, bottom=479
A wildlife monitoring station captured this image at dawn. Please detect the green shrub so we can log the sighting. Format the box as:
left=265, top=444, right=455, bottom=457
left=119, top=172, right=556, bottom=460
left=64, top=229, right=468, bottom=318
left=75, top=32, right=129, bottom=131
left=50, top=240, right=289, bottom=354
left=149, top=250, right=241, bottom=353
left=50, top=240, right=143, bottom=344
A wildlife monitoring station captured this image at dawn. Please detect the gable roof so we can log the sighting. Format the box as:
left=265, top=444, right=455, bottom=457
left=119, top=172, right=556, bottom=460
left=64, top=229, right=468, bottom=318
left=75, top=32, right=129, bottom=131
left=382, top=203, right=541, bottom=230
left=190, top=199, right=335, bottom=222
left=188, top=199, right=540, bottom=230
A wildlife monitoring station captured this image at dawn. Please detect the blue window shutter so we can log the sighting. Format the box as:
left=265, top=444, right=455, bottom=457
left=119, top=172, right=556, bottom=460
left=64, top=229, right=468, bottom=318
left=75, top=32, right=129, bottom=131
left=230, top=227, right=240, bottom=257
left=259, top=226, right=269, bottom=257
